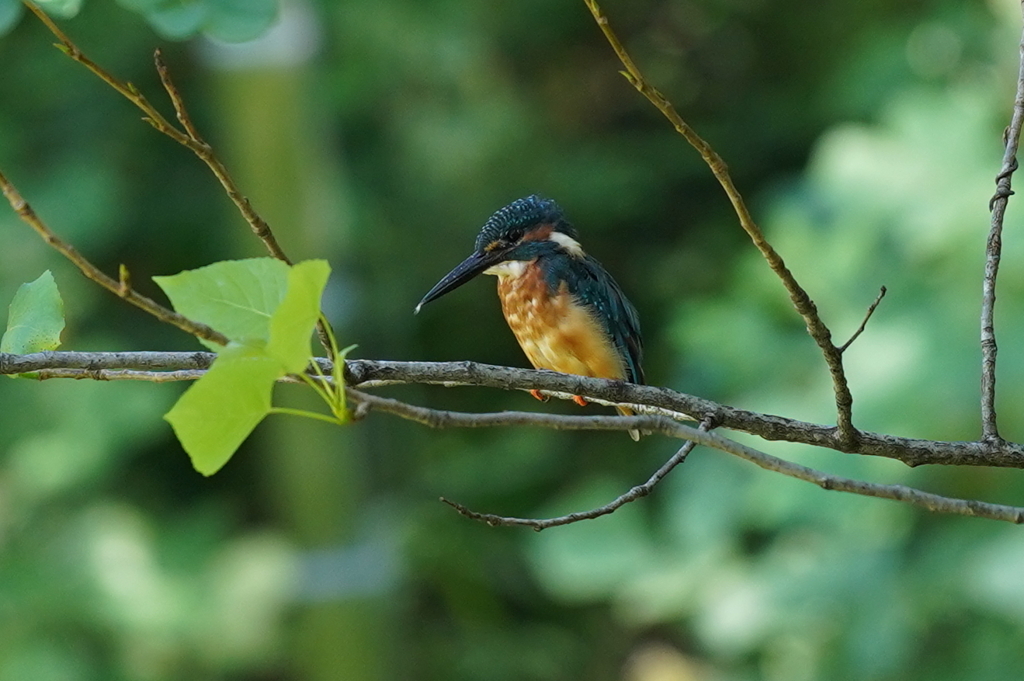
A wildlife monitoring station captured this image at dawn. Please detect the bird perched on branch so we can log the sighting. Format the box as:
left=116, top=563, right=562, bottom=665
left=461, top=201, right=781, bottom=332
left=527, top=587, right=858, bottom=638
left=416, top=195, right=644, bottom=439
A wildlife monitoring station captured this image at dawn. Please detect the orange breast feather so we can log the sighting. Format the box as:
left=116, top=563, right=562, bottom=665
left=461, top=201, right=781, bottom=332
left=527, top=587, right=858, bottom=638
left=496, top=262, right=626, bottom=381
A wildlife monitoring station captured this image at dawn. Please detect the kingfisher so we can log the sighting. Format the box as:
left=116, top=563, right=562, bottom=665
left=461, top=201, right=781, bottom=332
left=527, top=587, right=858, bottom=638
left=415, top=195, right=644, bottom=439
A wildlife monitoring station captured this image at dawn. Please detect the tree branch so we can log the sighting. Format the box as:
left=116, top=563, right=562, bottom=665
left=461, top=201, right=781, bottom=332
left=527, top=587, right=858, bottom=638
left=3, top=350, right=1021, bottom=524
left=981, top=17, right=1024, bottom=443
left=22, top=2, right=292, bottom=265
left=343, top=359, right=1024, bottom=468
left=346, top=389, right=1024, bottom=525
left=0, top=173, right=229, bottom=346
left=583, top=0, right=864, bottom=448
left=4, top=353, right=1024, bottom=469
left=440, top=417, right=713, bottom=530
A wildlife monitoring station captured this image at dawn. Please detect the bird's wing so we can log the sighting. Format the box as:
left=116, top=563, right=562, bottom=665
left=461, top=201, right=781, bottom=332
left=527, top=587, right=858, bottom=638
left=546, top=253, right=644, bottom=385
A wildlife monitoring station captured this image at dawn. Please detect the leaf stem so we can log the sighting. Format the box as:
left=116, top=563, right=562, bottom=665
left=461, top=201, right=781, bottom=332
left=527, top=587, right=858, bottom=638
left=268, top=406, right=343, bottom=425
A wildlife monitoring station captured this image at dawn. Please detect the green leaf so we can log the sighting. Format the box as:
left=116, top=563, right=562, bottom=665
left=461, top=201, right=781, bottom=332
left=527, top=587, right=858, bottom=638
left=2, top=271, right=65, bottom=355
left=153, top=258, right=290, bottom=350
left=204, top=0, right=277, bottom=43
left=116, top=0, right=279, bottom=42
left=115, top=0, right=178, bottom=12
left=161, top=259, right=332, bottom=474
left=164, top=343, right=283, bottom=476
left=33, top=0, right=84, bottom=18
left=0, top=0, right=23, bottom=36
left=144, top=1, right=207, bottom=40
left=267, top=260, right=330, bottom=373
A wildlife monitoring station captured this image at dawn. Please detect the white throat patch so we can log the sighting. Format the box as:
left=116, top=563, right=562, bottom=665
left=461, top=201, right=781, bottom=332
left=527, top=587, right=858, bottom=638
left=484, top=260, right=529, bottom=278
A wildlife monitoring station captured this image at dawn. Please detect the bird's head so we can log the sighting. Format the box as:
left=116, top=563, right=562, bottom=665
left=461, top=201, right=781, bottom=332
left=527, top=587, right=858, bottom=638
left=415, top=195, right=583, bottom=313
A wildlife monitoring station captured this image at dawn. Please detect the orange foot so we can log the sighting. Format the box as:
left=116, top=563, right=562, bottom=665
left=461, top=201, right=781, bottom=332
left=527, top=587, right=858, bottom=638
left=530, top=389, right=550, bottom=402
left=573, top=395, right=588, bottom=407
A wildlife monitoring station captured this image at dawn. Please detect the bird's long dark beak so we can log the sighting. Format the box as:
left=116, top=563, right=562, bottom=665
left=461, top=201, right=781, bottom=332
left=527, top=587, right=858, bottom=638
left=415, top=249, right=504, bottom=314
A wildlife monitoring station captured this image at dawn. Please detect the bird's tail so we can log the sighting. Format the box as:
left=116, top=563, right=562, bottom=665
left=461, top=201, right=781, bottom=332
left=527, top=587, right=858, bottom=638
left=616, top=405, right=642, bottom=442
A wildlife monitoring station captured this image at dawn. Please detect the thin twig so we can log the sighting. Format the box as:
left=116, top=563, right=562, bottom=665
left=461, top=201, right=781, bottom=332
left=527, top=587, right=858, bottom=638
left=981, top=18, right=1024, bottom=443
left=583, top=0, right=859, bottom=447
left=5, top=354, right=1024, bottom=468
left=25, top=4, right=190, bottom=145
left=23, top=1, right=292, bottom=264
left=152, top=43, right=335, bottom=357
left=838, top=286, right=887, bottom=353
left=441, top=417, right=713, bottom=529
left=347, top=389, right=1024, bottom=525
left=0, top=172, right=229, bottom=346
left=153, top=48, right=204, bottom=143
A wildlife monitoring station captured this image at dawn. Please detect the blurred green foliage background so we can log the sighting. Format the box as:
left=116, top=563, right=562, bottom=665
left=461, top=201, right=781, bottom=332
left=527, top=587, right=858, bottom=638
left=2, top=0, right=1024, bottom=679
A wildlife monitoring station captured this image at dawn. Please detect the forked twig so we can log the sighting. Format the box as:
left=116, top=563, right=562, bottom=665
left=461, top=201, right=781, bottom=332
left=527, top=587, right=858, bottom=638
left=153, top=48, right=204, bottom=143
left=151, top=46, right=334, bottom=355
left=22, top=2, right=293, bottom=265
left=583, top=0, right=865, bottom=448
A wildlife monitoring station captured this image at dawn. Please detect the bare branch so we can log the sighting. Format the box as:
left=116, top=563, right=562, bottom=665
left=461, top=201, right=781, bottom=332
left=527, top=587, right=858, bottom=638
left=583, top=0, right=860, bottom=447
left=2, top=351, right=1022, bottom=523
left=837, top=286, right=887, bottom=353
left=0, top=173, right=229, bottom=346
left=0, top=350, right=215, bottom=372
left=981, top=18, right=1024, bottom=443
left=347, top=389, right=1024, bottom=525
left=23, top=1, right=291, bottom=264
left=343, top=359, right=1024, bottom=468
left=5, top=353, right=1024, bottom=468
left=441, top=418, right=712, bottom=530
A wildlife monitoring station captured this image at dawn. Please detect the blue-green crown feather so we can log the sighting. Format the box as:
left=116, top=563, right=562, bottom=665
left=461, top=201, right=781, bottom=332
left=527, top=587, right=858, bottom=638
left=475, top=195, right=578, bottom=251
